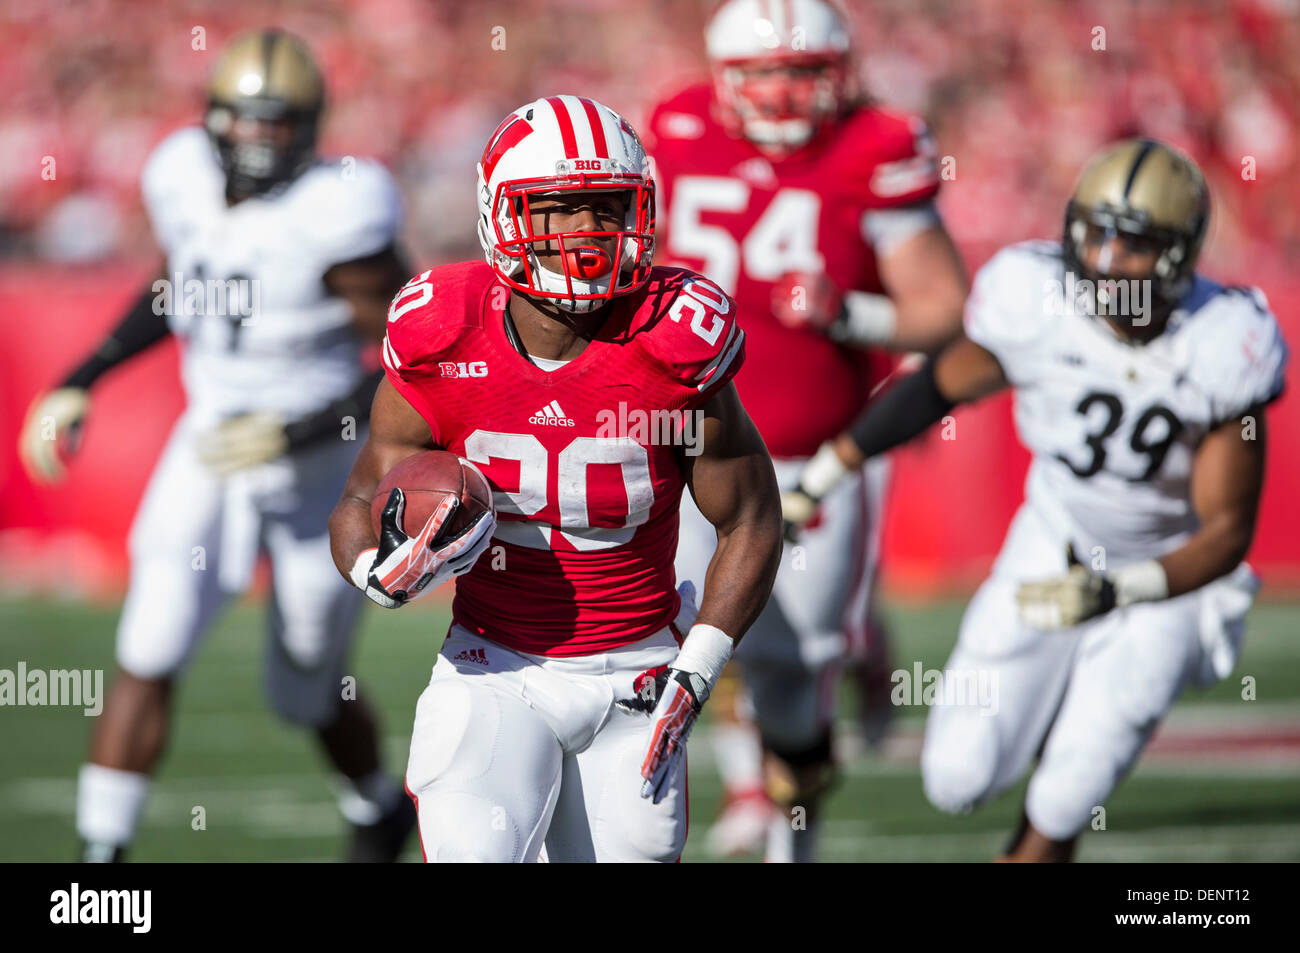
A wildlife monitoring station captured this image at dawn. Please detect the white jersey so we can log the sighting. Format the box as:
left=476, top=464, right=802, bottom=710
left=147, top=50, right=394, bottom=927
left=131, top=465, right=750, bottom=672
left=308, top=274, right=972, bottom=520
left=965, top=240, right=1287, bottom=572
left=141, top=127, right=401, bottom=423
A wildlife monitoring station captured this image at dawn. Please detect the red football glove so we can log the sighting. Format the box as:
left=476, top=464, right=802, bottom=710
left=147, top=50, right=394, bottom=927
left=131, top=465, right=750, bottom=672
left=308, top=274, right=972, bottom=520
left=771, top=270, right=845, bottom=331
left=350, top=488, right=495, bottom=609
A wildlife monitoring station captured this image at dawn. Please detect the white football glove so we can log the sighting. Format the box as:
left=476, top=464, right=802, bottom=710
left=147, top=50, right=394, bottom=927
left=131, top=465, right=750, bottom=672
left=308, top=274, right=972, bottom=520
left=19, top=387, right=89, bottom=484
left=621, top=581, right=733, bottom=804
left=349, top=488, right=496, bottom=609
left=1017, top=546, right=1169, bottom=630
left=198, top=412, right=290, bottom=475
left=782, top=441, right=851, bottom=541
left=1016, top=546, right=1116, bottom=629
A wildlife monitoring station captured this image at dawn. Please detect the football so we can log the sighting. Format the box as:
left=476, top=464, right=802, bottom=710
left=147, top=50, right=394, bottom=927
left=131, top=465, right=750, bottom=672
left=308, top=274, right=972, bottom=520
left=370, top=450, right=494, bottom=544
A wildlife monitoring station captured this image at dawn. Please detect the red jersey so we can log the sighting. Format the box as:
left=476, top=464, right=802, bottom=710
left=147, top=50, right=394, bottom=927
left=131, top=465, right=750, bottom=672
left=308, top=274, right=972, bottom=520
left=646, top=82, right=939, bottom=457
left=381, top=261, right=744, bottom=657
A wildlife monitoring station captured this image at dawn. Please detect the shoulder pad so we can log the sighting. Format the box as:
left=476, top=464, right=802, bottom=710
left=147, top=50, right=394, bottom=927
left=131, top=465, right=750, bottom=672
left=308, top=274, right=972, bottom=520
left=1186, top=284, right=1288, bottom=424
left=645, top=83, right=715, bottom=150
left=381, top=262, right=494, bottom=376
left=838, top=107, right=942, bottom=208
left=636, top=267, right=745, bottom=400
left=963, top=241, right=1063, bottom=352
left=290, top=158, right=403, bottom=266
left=140, top=127, right=220, bottom=244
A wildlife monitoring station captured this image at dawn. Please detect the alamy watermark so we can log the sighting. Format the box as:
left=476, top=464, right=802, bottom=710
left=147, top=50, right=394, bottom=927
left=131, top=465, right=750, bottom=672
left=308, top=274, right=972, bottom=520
left=1046, top=273, right=1153, bottom=325
left=0, top=662, right=103, bottom=716
left=891, top=662, right=999, bottom=716
left=595, top=402, right=705, bottom=456
left=153, top=272, right=261, bottom=324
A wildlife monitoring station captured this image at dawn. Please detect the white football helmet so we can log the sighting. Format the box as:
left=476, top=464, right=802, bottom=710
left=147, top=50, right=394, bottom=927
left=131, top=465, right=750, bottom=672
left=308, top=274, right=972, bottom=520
left=476, top=95, right=656, bottom=313
left=706, top=0, right=853, bottom=151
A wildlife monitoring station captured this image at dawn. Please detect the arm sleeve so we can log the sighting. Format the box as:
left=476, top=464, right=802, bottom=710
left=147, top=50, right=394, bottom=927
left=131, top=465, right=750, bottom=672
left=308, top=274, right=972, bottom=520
left=303, top=161, right=404, bottom=268
left=847, top=356, right=954, bottom=459
left=284, top=368, right=384, bottom=450
left=860, top=200, right=942, bottom=258
left=61, top=280, right=172, bottom=389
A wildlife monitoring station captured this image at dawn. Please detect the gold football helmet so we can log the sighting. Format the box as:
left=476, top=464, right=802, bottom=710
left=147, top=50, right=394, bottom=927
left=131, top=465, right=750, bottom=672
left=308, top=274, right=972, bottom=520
left=1063, top=138, right=1210, bottom=331
left=204, top=29, right=325, bottom=198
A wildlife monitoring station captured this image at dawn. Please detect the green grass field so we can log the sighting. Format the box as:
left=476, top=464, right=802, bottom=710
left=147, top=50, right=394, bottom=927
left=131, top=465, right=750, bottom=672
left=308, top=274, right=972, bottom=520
left=2, top=595, right=1297, bottom=862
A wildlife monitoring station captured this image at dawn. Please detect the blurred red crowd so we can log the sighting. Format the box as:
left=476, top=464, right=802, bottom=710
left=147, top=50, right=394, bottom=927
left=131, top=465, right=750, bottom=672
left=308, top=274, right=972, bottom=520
left=2, top=0, right=1298, bottom=283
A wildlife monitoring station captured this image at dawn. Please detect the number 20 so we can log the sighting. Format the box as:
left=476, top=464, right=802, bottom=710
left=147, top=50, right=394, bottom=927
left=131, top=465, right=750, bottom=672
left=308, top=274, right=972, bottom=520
left=462, top=430, right=654, bottom=552
left=668, top=277, right=730, bottom=346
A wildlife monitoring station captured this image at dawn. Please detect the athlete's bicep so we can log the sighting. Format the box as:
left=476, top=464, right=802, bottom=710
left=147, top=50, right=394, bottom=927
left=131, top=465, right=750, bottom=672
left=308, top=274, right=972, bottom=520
left=933, top=335, right=1011, bottom=403
left=1190, top=410, right=1266, bottom=546
left=342, top=378, right=437, bottom=499
left=683, top=382, right=779, bottom=536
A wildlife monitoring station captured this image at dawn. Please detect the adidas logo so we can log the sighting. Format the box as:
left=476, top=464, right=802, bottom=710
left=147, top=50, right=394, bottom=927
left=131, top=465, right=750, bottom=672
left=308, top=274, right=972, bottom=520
left=528, top=399, right=575, bottom=427
left=452, top=647, right=489, bottom=666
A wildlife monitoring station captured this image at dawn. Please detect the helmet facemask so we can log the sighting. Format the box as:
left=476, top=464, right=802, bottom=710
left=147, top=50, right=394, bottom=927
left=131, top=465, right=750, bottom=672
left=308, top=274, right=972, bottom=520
left=206, top=98, right=321, bottom=200
left=480, top=171, right=656, bottom=313
left=203, top=30, right=325, bottom=201
left=713, top=56, right=849, bottom=152
left=1063, top=201, right=1205, bottom=339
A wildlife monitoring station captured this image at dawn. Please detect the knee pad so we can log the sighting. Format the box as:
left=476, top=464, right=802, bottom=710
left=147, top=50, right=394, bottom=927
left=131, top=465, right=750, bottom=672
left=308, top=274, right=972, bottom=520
left=1025, top=744, right=1126, bottom=842
left=921, top=706, right=1000, bottom=815
left=761, top=730, right=836, bottom=810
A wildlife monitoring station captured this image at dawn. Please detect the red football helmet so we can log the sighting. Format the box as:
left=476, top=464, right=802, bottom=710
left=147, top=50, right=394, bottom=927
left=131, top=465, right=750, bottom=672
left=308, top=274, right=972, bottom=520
left=706, top=0, right=853, bottom=153
left=476, top=96, right=656, bottom=313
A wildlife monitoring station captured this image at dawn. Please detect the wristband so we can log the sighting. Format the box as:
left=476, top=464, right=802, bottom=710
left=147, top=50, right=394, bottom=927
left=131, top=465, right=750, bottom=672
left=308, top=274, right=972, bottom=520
left=799, top=441, right=851, bottom=500
left=349, top=548, right=377, bottom=591
left=829, top=291, right=898, bottom=346
left=672, top=623, right=734, bottom=700
left=1110, top=559, right=1169, bottom=607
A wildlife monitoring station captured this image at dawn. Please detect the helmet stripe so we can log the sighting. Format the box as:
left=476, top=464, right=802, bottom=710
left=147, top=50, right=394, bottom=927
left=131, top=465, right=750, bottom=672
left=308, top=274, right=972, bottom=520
left=579, top=98, right=609, bottom=158
left=547, top=96, right=580, bottom=158
left=261, top=30, right=278, bottom=85
left=482, top=115, right=532, bottom=183
left=1122, top=139, right=1158, bottom=200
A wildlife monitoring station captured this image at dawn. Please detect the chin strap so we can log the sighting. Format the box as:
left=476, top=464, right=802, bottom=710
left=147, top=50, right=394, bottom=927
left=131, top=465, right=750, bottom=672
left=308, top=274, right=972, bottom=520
left=501, top=305, right=533, bottom=364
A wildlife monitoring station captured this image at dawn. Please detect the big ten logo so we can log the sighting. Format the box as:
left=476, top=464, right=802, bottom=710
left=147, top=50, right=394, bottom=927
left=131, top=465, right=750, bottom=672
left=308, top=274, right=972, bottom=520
left=573, top=159, right=603, bottom=172
left=440, top=361, right=489, bottom=379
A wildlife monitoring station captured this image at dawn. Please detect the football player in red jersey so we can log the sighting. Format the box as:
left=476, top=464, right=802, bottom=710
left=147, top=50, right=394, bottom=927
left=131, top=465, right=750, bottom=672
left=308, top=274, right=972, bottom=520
left=328, top=95, right=783, bottom=862
left=646, top=0, right=969, bottom=861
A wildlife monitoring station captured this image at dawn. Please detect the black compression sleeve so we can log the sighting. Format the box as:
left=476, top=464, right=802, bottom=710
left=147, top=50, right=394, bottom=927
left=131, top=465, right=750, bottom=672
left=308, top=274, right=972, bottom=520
left=848, top=356, right=955, bottom=459
left=284, top=368, right=384, bottom=451
left=61, top=281, right=171, bottom=390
